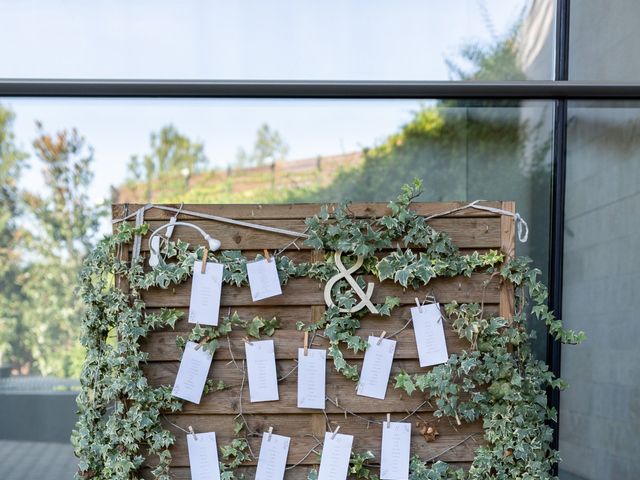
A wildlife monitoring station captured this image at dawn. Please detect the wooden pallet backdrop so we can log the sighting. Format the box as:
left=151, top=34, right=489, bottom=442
left=111, top=201, right=516, bottom=479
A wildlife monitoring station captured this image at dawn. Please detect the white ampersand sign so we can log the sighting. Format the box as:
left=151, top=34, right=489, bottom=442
left=324, top=251, right=379, bottom=314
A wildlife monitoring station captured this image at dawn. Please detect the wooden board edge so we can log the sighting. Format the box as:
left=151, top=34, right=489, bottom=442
left=499, top=201, right=516, bottom=320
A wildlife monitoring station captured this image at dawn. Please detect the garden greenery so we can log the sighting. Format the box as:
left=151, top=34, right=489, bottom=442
left=72, top=180, right=583, bottom=479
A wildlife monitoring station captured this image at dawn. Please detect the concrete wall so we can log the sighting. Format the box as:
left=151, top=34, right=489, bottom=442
left=0, top=393, right=78, bottom=443
left=517, top=2, right=640, bottom=477
left=558, top=2, right=640, bottom=478
left=560, top=106, right=640, bottom=479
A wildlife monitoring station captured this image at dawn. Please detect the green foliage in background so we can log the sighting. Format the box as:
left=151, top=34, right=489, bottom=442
left=235, top=122, right=289, bottom=167
left=0, top=110, right=103, bottom=377
left=0, top=107, right=29, bottom=372
left=127, top=125, right=207, bottom=200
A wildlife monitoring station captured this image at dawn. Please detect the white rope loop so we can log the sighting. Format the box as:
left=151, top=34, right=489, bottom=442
left=424, top=200, right=529, bottom=243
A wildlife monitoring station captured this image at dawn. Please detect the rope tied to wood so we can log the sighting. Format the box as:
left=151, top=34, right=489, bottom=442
left=424, top=200, right=529, bottom=243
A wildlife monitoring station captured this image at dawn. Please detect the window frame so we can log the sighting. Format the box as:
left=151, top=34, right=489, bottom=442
left=1, top=1, right=636, bottom=473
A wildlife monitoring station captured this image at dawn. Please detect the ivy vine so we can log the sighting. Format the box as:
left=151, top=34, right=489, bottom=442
left=72, top=179, right=583, bottom=479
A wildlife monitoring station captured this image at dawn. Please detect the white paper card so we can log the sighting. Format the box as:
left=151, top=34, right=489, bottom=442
left=317, top=432, right=353, bottom=480
left=246, top=258, right=282, bottom=301
left=187, top=431, right=221, bottom=480
left=255, top=432, right=290, bottom=480
left=411, top=304, right=449, bottom=367
left=245, top=339, right=279, bottom=402
left=171, top=341, right=213, bottom=404
left=189, top=261, right=224, bottom=326
left=297, top=348, right=326, bottom=409
left=357, top=336, right=397, bottom=400
left=380, top=422, right=411, bottom=480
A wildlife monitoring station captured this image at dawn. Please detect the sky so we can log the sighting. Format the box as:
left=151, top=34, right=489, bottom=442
left=0, top=0, right=533, bottom=204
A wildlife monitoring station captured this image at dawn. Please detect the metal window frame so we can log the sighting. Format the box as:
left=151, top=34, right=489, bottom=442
left=0, top=79, right=640, bottom=98
left=0, top=0, right=629, bottom=473
left=548, top=1, right=570, bottom=474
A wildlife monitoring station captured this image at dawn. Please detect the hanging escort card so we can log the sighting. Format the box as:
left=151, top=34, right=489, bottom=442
left=356, top=335, right=397, bottom=400
left=187, top=431, right=221, bottom=480
left=297, top=347, right=326, bottom=409
left=317, top=431, right=354, bottom=480
left=246, top=257, right=282, bottom=301
left=254, top=431, right=290, bottom=480
left=188, top=260, right=224, bottom=326
left=380, top=421, right=411, bottom=480
left=172, top=341, right=214, bottom=404
left=245, top=339, right=279, bottom=402
left=411, top=303, right=449, bottom=367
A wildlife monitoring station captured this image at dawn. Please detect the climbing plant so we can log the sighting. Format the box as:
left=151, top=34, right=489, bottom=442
left=72, top=179, right=583, bottom=479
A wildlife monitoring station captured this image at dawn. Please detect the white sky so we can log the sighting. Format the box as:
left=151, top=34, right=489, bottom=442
left=0, top=0, right=534, bottom=205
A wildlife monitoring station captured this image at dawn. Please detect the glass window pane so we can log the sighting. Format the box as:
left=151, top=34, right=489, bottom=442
left=560, top=101, right=640, bottom=479
left=0, top=0, right=554, bottom=80
left=569, top=2, right=640, bottom=81
left=0, top=97, right=553, bottom=478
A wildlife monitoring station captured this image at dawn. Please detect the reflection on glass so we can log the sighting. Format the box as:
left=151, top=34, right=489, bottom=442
left=560, top=102, right=640, bottom=480
left=0, top=96, right=553, bottom=478
left=569, top=2, right=640, bottom=81
left=0, top=0, right=554, bottom=80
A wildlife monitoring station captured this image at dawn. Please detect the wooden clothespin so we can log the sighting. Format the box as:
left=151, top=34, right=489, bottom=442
left=263, top=248, right=271, bottom=262
left=331, top=425, right=341, bottom=439
left=386, top=413, right=391, bottom=428
left=415, top=297, right=423, bottom=313
left=267, top=426, right=273, bottom=441
left=242, top=337, right=253, bottom=345
left=303, top=331, right=309, bottom=356
left=194, top=336, right=210, bottom=351
left=188, top=425, right=197, bottom=440
left=201, top=247, right=209, bottom=273
left=377, top=331, right=387, bottom=345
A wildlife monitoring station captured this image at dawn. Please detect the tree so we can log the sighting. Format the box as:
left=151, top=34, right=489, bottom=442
left=235, top=123, right=289, bottom=167
left=0, top=106, right=29, bottom=372
left=17, top=124, right=104, bottom=377
left=127, top=125, right=207, bottom=199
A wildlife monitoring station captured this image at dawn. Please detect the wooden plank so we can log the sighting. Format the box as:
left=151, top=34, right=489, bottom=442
left=499, top=201, right=516, bottom=320
left=138, top=217, right=502, bottom=251
left=161, top=414, right=483, bottom=466
left=112, top=201, right=505, bottom=222
left=136, top=247, right=500, bottom=273
left=145, top=304, right=499, bottom=334
left=164, top=434, right=480, bottom=466
left=141, top=315, right=498, bottom=362
left=141, top=467, right=318, bottom=480
left=140, top=274, right=501, bottom=308
left=144, top=359, right=468, bottom=415
left=142, top=463, right=473, bottom=479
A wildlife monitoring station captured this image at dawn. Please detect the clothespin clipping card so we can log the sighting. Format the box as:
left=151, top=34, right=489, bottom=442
left=415, top=297, right=423, bottom=313
left=331, top=425, right=341, bottom=439
left=268, top=426, right=273, bottom=441
left=201, top=248, right=209, bottom=273
left=358, top=334, right=396, bottom=400
left=387, top=413, right=391, bottom=428
left=303, top=331, right=309, bottom=356
left=194, top=336, right=210, bottom=351
left=246, top=251, right=282, bottom=301
left=188, top=425, right=197, bottom=440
